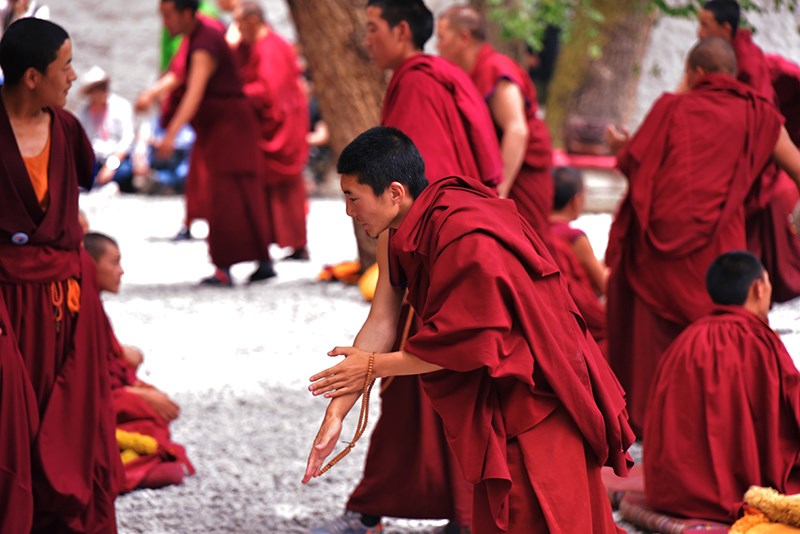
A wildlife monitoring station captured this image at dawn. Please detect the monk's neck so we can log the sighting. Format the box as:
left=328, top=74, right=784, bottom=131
left=391, top=48, right=423, bottom=71
left=462, top=43, right=482, bottom=74
left=1, top=85, right=48, bottom=122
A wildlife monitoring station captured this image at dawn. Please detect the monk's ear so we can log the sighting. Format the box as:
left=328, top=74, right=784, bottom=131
left=388, top=181, right=406, bottom=205
left=22, top=67, right=42, bottom=91
left=395, top=20, right=414, bottom=44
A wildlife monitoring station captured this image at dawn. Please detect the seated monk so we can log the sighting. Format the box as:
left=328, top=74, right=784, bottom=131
left=549, top=166, right=608, bottom=351
left=644, top=250, right=800, bottom=523
left=83, top=232, right=195, bottom=492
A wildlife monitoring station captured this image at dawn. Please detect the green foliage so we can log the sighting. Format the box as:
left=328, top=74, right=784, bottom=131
left=488, top=0, right=799, bottom=52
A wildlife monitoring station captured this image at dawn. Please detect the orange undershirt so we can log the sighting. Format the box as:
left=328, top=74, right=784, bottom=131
left=22, top=134, right=81, bottom=314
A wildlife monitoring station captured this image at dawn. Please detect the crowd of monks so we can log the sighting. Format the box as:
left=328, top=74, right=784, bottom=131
left=0, top=0, right=799, bottom=532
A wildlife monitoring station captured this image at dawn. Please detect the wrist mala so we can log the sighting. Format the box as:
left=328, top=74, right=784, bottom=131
left=318, top=351, right=377, bottom=476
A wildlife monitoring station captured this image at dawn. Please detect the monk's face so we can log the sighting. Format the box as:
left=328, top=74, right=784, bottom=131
left=161, top=1, right=193, bottom=37
left=435, top=17, right=463, bottom=67
left=365, top=6, right=407, bottom=70
left=33, top=39, right=76, bottom=108
left=96, top=244, right=124, bottom=294
left=697, top=9, right=732, bottom=41
left=235, top=11, right=260, bottom=44
left=341, top=174, right=398, bottom=238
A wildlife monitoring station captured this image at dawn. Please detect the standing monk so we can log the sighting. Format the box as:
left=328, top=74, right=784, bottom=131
left=644, top=251, right=800, bottom=523
left=697, top=0, right=800, bottom=302
left=0, top=19, right=122, bottom=532
left=156, top=0, right=273, bottom=286
left=436, top=4, right=554, bottom=239
left=604, top=37, right=800, bottom=435
left=309, top=2, right=503, bottom=533
left=304, top=126, right=633, bottom=534
left=234, top=1, right=309, bottom=266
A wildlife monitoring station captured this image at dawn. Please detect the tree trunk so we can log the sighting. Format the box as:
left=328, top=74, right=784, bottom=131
left=545, top=0, right=655, bottom=148
left=287, top=0, right=385, bottom=269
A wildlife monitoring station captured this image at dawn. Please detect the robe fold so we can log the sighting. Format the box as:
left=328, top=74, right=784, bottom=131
left=767, top=54, right=800, bottom=147
left=163, top=16, right=270, bottom=267
left=606, top=74, right=783, bottom=433
left=390, top=176, right=632, bottom=533
left=644, top=306, right=800, bottom=523
left=0, top=98, right=122, bottom=533
left=235, top=30, right=309, bottom=250
left=382, top=53, right=503, bottom=186
left=346, top=53, right=505, bottom=524
left=470, top=44, right=553, bottom=236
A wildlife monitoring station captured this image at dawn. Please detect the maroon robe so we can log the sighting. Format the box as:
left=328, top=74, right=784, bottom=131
left=346, top=53, right=503, bottom=525
left=163, top=16, right=270, bottom=267
left=470, top=43, right=554, bottom=238
left=644, top=306, right=800, bottom=523
left=390, top=176, right=632, bottom=533
left=235, top=30, right=309, bottom=250
left=606, top=74, right=783, bottom=433
left=767, top=54, right=800, bottom=147
left=0, top=98, right=122, bottom=532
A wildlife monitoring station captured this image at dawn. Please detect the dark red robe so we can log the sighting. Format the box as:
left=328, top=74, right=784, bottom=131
left=0, top=99, right=122, bottom=532
left=731, top=31, right=800, bottom=302
left=470, top=43, right=553, bottom=238
left=644, top=306, right=800, bottom=523
left=346, top=53, right=504, bottom=525
left=390, top=176, right=632, bottom=533
left=606, top=74, right=783, bottom=433
left=235, top=30, right=309, bottom=251
left=163, top=16, right=271, bottom=268
left=767, top=54, right=800, bottom=147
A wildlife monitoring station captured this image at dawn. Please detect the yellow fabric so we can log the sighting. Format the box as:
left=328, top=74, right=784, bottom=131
left=116, top=428, right=158, bottom=455
left=358, top=263, right=379, bottom=302
left=22, top=134, right=51, bottom=210
left=731, top=510, right=800, bottom=534
left=66, top=278, right=80, bottom=315
left=120, top=449, right=140, bottom=465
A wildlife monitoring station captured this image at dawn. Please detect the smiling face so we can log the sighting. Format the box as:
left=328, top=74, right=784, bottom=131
left=341, top=174, right=399, bottom=238
left=364, top=6, right=407, bottom=70
left=33, top=39, right=77, bottom=108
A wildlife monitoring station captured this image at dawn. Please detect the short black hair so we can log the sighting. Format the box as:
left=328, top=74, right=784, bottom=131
left=705, top=250, right=764, bottom=306
left=238, top=0, right=265, bottom=21
left=0, top=18, right=69, bottom=87
left=552, top=166, right=583, bottom=211
left=703, top=0, right=740, bottom=37
left=162, top=0, right=200, bottom=14
left=337, top=126, right=428, bottom=199
left=367, top=0, right=433, bottom=50
left=84, top=232, right=119, bottom=263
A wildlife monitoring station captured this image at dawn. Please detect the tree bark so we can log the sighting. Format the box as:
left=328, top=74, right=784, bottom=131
left=545, top=0, right=656, bottom=148
left=287, top=0, right=385, bottom=269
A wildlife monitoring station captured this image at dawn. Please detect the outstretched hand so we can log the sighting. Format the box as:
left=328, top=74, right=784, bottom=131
left=308, top=346, right=372, bottom=399
left=302, top=414, right=343, bottom=483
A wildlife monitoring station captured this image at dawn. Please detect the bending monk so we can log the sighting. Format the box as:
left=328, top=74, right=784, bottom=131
left=644, top=250, right=800, bottom=523
left=604, top=36, right=800, bottom=435
left=304, top=126, right=633, bottom=534
left=0, top=18, right=121, bottom=532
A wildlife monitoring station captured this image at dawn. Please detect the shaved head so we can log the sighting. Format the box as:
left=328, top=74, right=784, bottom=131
left=440, top=4, right=486, bottom=42
left=688, top=36, right=737, bottom=76
left=238, top=0, right=264, bottom=22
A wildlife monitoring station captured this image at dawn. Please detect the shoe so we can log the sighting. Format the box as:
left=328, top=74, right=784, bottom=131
left=172, top=227, right=193, bottom=241
left=247, top=261, right=277, bottom=283
left=285, top=247, right=310, bottom=261
left=199, top=270, right=233, bottom=287
left=308, top=510, right=383, bottom=534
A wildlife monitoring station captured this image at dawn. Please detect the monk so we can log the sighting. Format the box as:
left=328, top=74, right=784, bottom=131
left=767, top=53, right=800, bottom=147
left=0, top=19, right=121, bottom=532
left=84, top=232, right=194, bottom=493
left=604, top=36, right=800, bottom=435
left=304, top=126, right=633, bottom=533
left=234, top=1, right=309, bottom=265
left=697, top=0, right=800, bottom=303
left=308, top=2, right=503, bottom=533
left=149, top=0, right=272, bottom=286
left=436, top=4, right=554, bottom=238
left=549, top=166, right=608, bottom=352
left=644, top=250, right=800, bottom=523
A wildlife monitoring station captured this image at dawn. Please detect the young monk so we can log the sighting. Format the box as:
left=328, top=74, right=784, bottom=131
left=436, top=4, right=554, bottom=238
left=604, top=36, right=800, bottom=435
left=310, top=2, right=503, bottom=532
left=696, top=0, right=800, bottom=303
left=549, top=166, right=608, bottom=351
left=0, top=18, right=121, bottom=532
left=234, top=1, right=310, bottom=263
left=304, top=126, right=633, bottom=534
left=83, top=232, right=194, bottom=493
left=644, top=250, right=800, bottom=523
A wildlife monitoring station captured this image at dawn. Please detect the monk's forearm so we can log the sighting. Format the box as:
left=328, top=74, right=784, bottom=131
left=499, top=125, right=528, bottom=194
left=373, top=350, right=443, bottom=379
left=324, top=392, right=359, bottom=420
